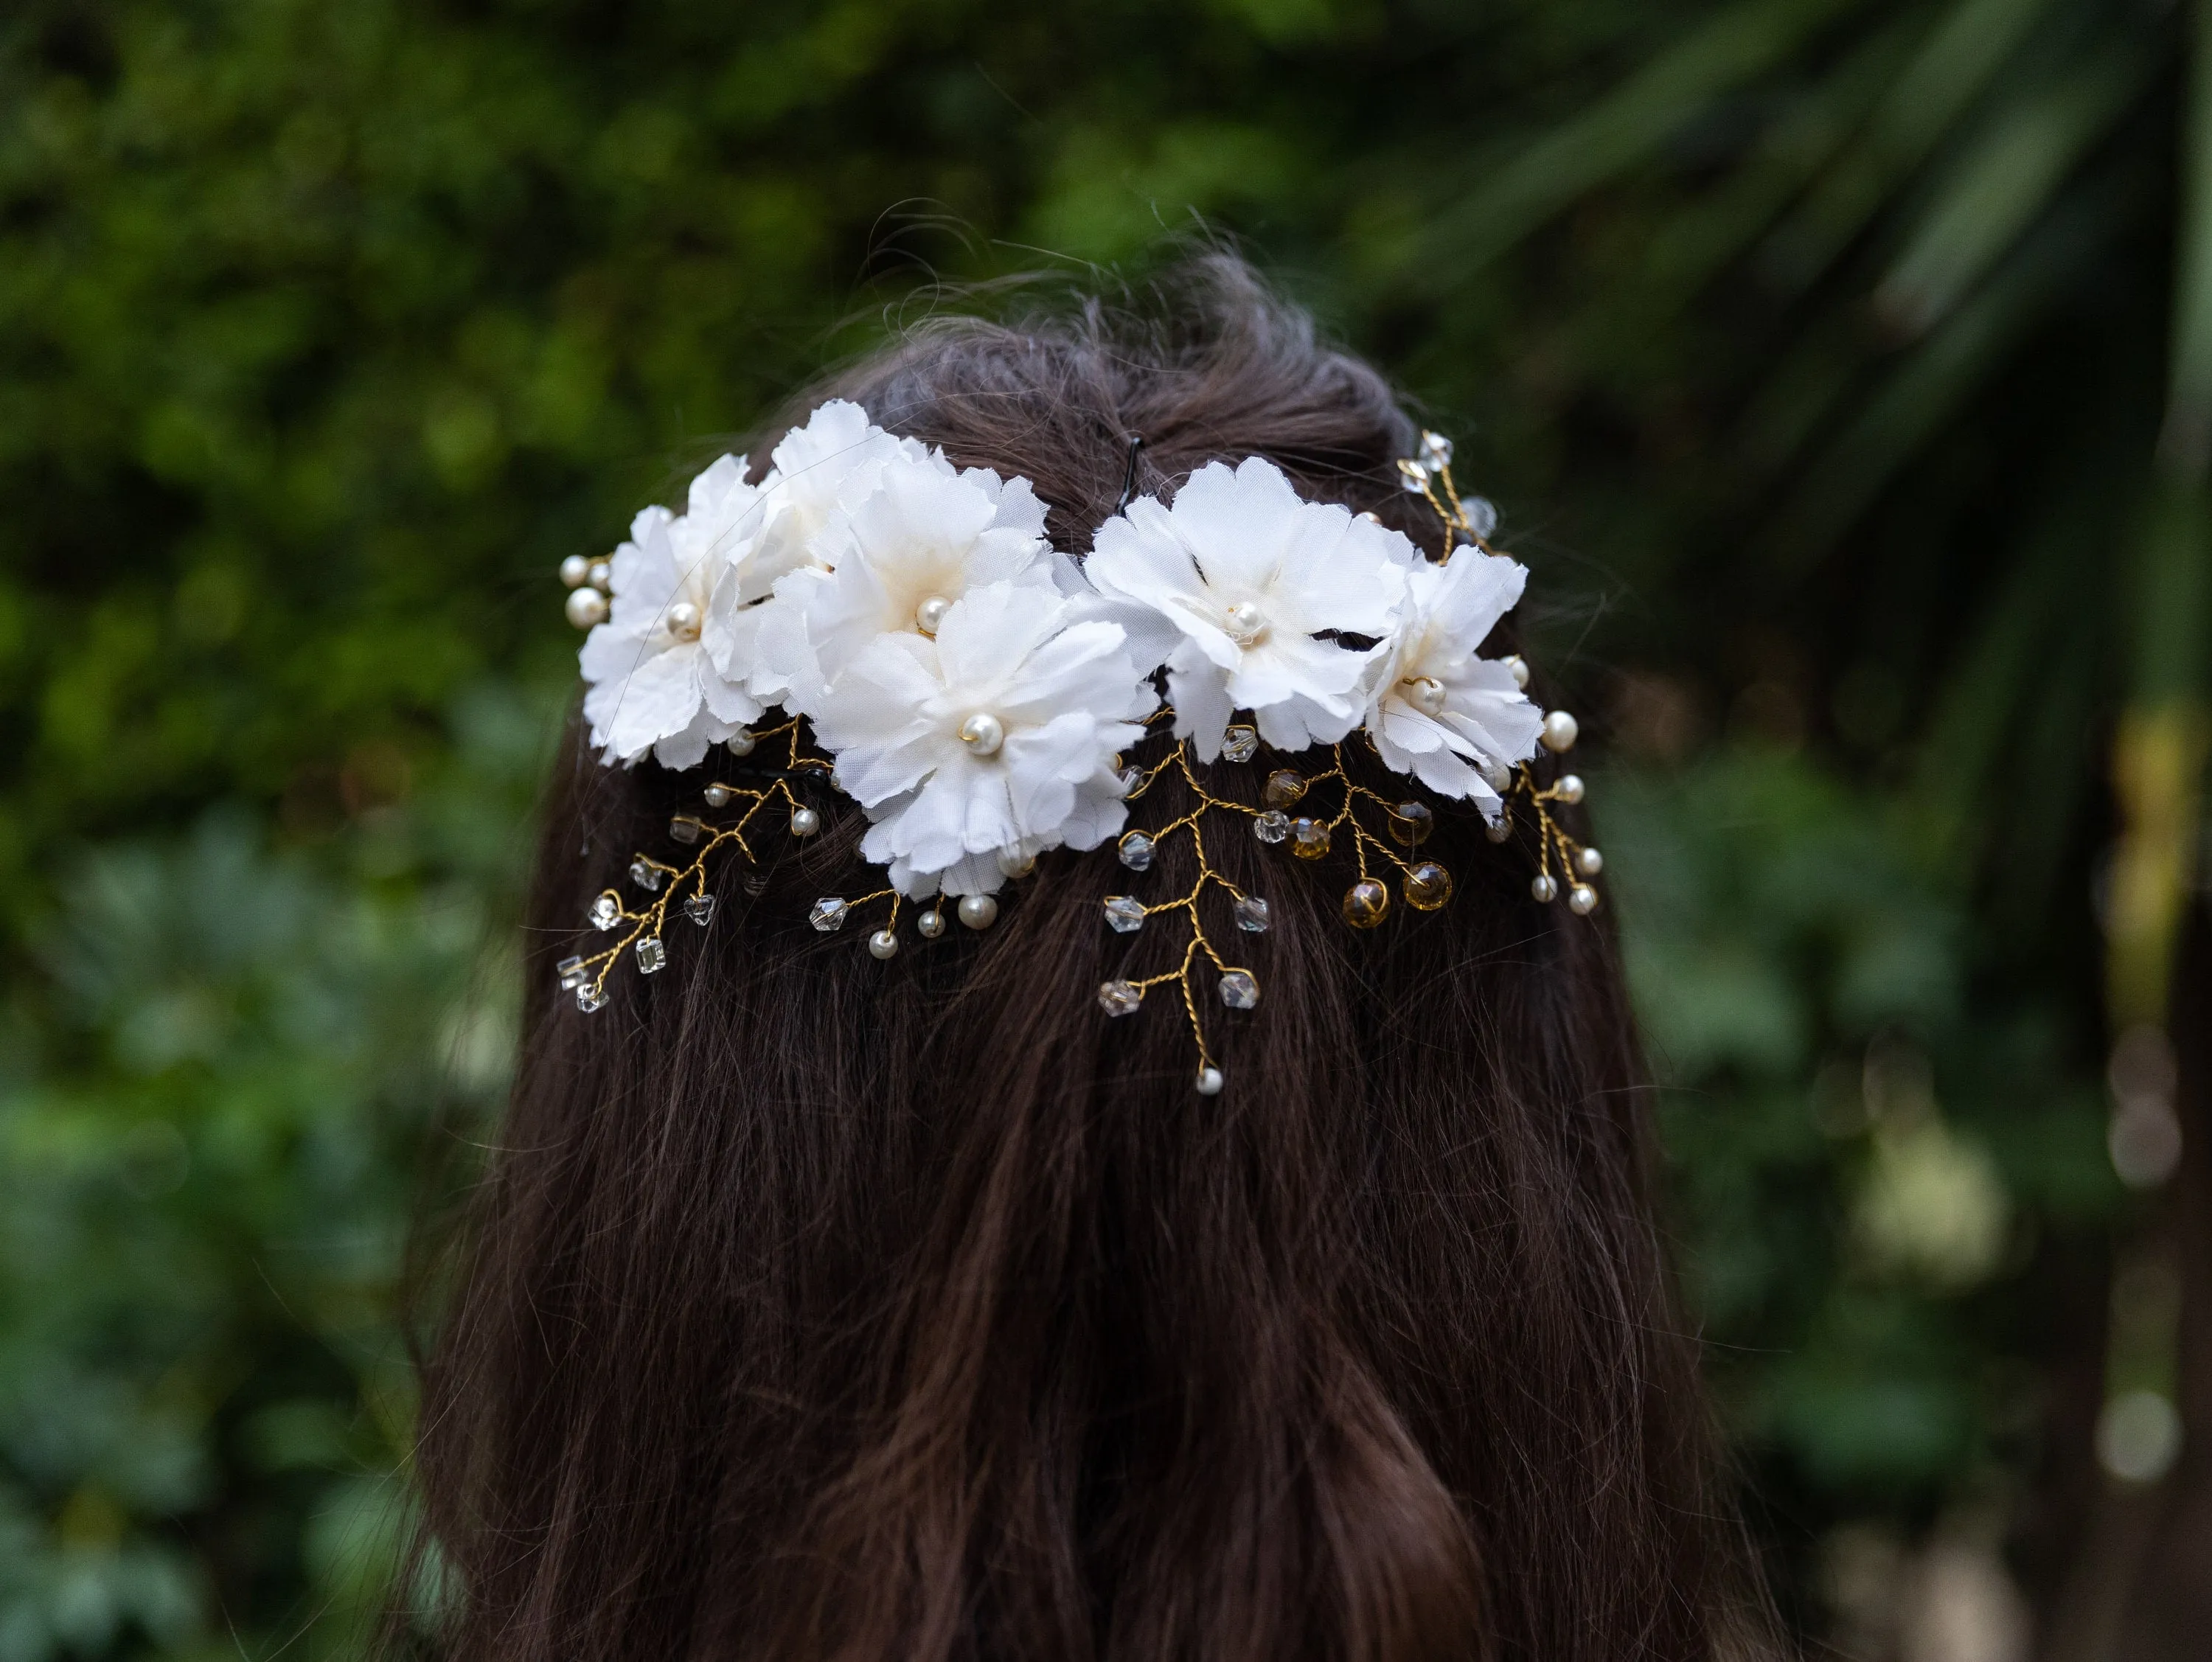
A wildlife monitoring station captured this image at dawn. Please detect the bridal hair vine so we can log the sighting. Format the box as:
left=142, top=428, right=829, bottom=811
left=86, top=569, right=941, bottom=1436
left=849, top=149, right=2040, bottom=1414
left=556, top=401, right=1601, bottom=1091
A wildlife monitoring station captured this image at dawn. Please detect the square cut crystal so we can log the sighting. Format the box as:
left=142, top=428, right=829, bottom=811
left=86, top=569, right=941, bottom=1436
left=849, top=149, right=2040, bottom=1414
left=575, top=981, right=607, bottom=1012
left=630, top=858, right=664, bottom=891
left=556, top=955, right=587, bottom=990
left=636, top=936, right=667, bottom=974
left=589, top=894, right=622, bottom=931
left=669, top=815, right=704, bottom=845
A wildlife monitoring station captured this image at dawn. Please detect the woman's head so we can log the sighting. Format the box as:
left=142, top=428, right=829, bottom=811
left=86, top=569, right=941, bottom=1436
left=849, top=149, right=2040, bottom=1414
left=412, top=257, right=1767, bottom=1661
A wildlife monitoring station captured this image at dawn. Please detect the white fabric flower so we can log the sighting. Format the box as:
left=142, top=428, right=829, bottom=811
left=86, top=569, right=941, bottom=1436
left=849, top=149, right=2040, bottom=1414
left=762, top=451, right=1062, bottom=713
left=1363, top=551, right=1543, bottom=814
left=580, top=495, right=763, bottom=770
left=1084, top=456, right=1414, bottom=760
left=807, top=580, right=1156, bottom=896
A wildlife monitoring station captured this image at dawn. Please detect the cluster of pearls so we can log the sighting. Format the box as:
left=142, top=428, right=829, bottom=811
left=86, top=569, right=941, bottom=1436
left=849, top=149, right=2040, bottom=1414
left=560, top=553, right=612, bottom=629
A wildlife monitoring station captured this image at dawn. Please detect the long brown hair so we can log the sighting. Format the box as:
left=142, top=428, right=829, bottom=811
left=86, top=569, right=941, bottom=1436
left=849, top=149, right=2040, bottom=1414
left=411, top=257, right=1774, bottom=1661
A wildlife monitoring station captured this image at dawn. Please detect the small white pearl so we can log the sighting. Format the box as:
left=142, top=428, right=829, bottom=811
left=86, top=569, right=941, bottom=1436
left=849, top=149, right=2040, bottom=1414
left=1576, top=846, right=1604, bottom=877
left=1405, top=675, right=1447, bottom=717
left=1356, top=510, right=1380, bottom=524
left=1485, top=813, right=1512, bottom=844
left=868, top=929, right=899, bottom=960
left=1505, top=654, right=1530, bottom=689
left=957, top=893, right=999, bottom=930
left=995, top=847, right=1035, bottom=878
left=917, top=908, right=947, bottom=939
left=1531, top=874, right=1559, bottom=903
left=959, top=712, right=1005, bottom=757
left=1194, top=1065, right=1225, bottom=1096
left=914, top=594, right=952, bottom=636
left=665, top=600, right=700, bottom=641
left=789, top=807, right=821, bottom=837
left=560, top=554, right=591, bottom=589
left=565, top=588, right=608, bottom=629
left=703, top=783, right=732, bottom=808
left=1555, top=773, right=1585, bottom=805
left=1540, top=710, right=1579, bottom=753
left=588, top=560, right=611, bottom=590
left=1568, top=884, right=1599, bottom=915
left=726, top=729, right=755, bottom=757
left=1223, top=600, right=1267, bottom=644
left=1481, top=759, right=1512, bottom=793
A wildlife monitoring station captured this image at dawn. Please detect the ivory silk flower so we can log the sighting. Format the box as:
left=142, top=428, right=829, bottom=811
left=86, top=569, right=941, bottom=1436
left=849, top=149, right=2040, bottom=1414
left=1363, top=550, right=1544, bottom=814
left=1084, top=456, right=1413, bottom=761
left=807, top=580, right=1156, bottom=897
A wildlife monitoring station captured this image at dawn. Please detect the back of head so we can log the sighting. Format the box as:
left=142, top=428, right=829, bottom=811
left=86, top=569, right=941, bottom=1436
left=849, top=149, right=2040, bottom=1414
left=412, top=257, right=1767, bottom=1661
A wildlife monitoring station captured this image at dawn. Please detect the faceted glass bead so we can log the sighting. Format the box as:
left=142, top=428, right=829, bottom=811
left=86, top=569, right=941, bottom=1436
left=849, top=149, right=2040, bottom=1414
left=1341, top=880, right=1391, bottom=928
left=1119, top=832, right=1155, bottom=871
left=1218, top=969, right=1261, bottom=1009
left=669, top=815, right=704, bottom=845
left=556, top=955, right=586, bottom=990
left=1459, top=496, right=1498, bottom=538
left=683, top=893, right=717, bottom=928
left=1404, top=863, right=1453, bottom=911
left=1102, top=895, right=1146, bottom=934
left=1420, top=431, right=1453, bottom=471
left=1263, top=769, right=1307, bottom=807
left=1253, top=810, right=1290, bottom=844
left=1234, top=895, right=1271, bottom=933
left=1397, top=459, right=1430, bottom=493
left=1290, top=818, right=1331, bottom=860
left=1220, top=725, right=1259, bottom=762
left=1388, top=801, right=1434, bottom=845
left=1097, top=979, right=1144, bottom=1018
left=1116, top=765, right=1144, bottom=797
left=589, top=894, right=622, bottom=931
left=630, top=858, right=664, bottom=891
left=809, top=897, right=850, bottom=933
left=575, top=981, right=608, bottom=1013
left=635, top=936, right=667, bottom=974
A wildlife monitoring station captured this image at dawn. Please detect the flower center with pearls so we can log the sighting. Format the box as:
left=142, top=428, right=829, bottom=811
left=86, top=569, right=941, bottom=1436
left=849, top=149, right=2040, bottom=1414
left=959, top=712, right=1005, bottom=757
left=914, top=594, right=951, bottom=636
left=1402, top=674, right=1446, bottom=717
left=1222, top=600, right=1268, bottom=646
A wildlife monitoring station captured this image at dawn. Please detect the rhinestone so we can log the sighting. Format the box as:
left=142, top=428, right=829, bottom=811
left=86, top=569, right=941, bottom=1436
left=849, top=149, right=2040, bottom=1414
left=790, top=807, right=821, bottom=837
left=589, top=894, right=622, bottom=931
left=1097, top=979, right=1143, bottom=1018
left=1405, top=863, right=1453, bottom=911
left=1218, top=970, right=1260, bottom=1010
left=1485, top=812, right=1514, bottom=844
left=1263, top=769, right=1306, bottom=807
left=810, top=897, right=849, bottom=933
left=703, top=783, right=733, bottom=809
left=1419, top=431, right=1453, bottom=471
left=726, top=729, right=756, bottom=757
left=1556, top=773, right=1585, bottom=805
left=1531, top=875, right=1559, bottom=903
left=1253, top=810, right=1290, bottom=844
left=630, top=858, right=664, bottom=891
left=565, top=588, right=608, bottom=629
left=1540, top=710, right=1579, bottom=753
left=635, top=936, right=667, bottom=974
left=556, top=954, right=586, bottom=990
left=669, top=816, right=703, bottom=846
left=1103, top=895, right=1146, bottom=934
left=1341, top=880, right=1391, bottom=928
left=575, top=981, right=608, bottom=1013
left=1460, top=496, right=1498, bottom=538
left=683, top=893, right=716, bottom=927
left=1119, top=832, right=1155, bottom=871
left=917, top=908, right=947, bottom=939
left=1220, top=725, right=1259, bottom=762
left=868, top=929, right=899, bottom=960
left=1233, top=895, right=1271, bottom=933
left=957, top=894, right=998, bottom=930
left=1576, top=846, right=1604, bottom=877
left=1290, top=818, right=1331, bottom=860
left=1387, top=802, right=1433, bottom=845
left=1194, top=1065, right=1225, bottom=1096
left=1569, top=884, right=1600, bottom=915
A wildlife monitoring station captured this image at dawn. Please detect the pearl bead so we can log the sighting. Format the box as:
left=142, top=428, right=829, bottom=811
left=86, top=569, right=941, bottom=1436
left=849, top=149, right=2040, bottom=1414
left=917, top=908, right=947, bottom=939
left=1223, top=600, right=1267, bottom=644
left=587, top=560, right=611, bottom=590
left=789, top=807, right=821, bottom=837
left=1575, top=846, right=1604, bottom=877
left=726, top=729, right=755, bottom=757
left=1568, top=884, right=1599, bottom=915
left=560, top=554, right=591, bottom=589
left=996, top=847, right=1035, bottom=878
left=703, top=783, right=732, bottom=808
left=1540, top=710, right=1579, bottom=753
left=1505, top=654, right=1531, bottom=689
left=665, top=600, right=700, bottom=641
left=1405, top=675, right=1447, bottom=717
left=1531, top=874, right=1559, bottom=903
left=1484, top=812, right=1513, bottom=844
left=914, top=594, right=951, bottom=636
left=959, top=712, right=1005, bottom=757
left=957, top=893, right=998, bottom=930
left=565, top=588, right=608, bottom=629
left=1194, top=1065, right=1225, bottom=1096
left=868, top=929, right=899, bottom=960
left=1555, top=773, right=1585, bottom=805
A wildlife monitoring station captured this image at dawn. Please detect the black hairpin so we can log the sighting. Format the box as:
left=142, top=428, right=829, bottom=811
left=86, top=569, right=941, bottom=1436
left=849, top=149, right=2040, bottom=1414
left=1114, top=434, right=1146, bottom=514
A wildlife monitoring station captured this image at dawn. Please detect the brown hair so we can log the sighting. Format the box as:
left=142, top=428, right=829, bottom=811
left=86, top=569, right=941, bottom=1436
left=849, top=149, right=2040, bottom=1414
left=410, top=257, right=1773, bottom=1661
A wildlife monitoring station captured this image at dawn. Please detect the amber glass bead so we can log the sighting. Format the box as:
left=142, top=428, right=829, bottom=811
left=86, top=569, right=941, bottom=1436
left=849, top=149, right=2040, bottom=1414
left=1388, top=801, right=1434, bottom=845
left=1263, top=769, right=1307, bottom=807
left=1342, top=879, right=1391, bottom=928
left=1404, top=862, right=1453, bottom=911
left=1290, top=817, right=1332, bottom=860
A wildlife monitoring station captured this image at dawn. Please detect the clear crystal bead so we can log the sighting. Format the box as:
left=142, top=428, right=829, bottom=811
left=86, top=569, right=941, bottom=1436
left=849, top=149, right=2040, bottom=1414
left=1119, top=833, right=1154, bottom=872
left=683, top=893, right=716, bottom=927
left=1253, top=809, right=1290, bottom=844
left=575, top=981, right=607, bottom=1012
left=589, top=894, right=622, bottom=931
left=1420, top=431, right=1453, bottom=471
left=1234, top=896, right=1270, bottom=933
left=1102, top=895, right=1145, bottom=934
left=1097, top=979, right=1143, bottom=1018
left=669, top=815, right=703, bottom=845
left=1459, top=496, right=1498, bottom=538
left=556, top=954, right=587, bottom=990
left=1117, top=765, right=1144, bottom=797
left=1397, top=459, right=1430, bottom=492
left=1220, top=725, right=1259, bottom=762
left=1218, top=970, right=1260, bottom=1010
left=635, top=936, right=667, bottom=973
left=630, top=858, right=663, bottom=891
left=809, top=897, right=849, bottom=933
